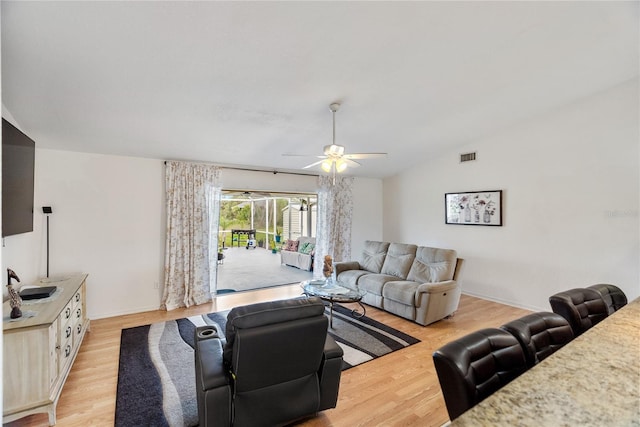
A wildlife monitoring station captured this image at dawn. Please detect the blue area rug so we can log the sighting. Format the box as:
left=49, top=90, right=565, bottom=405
left=115, top=305, right=419, bottom=427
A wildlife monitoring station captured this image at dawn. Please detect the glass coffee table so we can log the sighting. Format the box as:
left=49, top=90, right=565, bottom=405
left=301, top=279, right=366, bottom=328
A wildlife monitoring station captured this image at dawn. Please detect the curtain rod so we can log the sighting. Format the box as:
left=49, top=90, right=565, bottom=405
left=163, top=161, right=319, bottom=178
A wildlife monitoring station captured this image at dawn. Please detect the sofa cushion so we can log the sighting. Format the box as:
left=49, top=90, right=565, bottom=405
left=337, top=270, right=369, bottom=290
left=360, top=241, right=390, bottom=273
left=380, top=243, right=417, bottom=279
left=284, top=239, right=299, bottom=252
left=407, top=247, right=457, bottom=283
left=358, top=274, right=399, bottom=296
left=382, top=280, right=420, bottom=305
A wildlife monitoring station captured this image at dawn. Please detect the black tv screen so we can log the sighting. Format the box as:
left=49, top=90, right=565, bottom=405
left=2, top=118, right=35, bottom=237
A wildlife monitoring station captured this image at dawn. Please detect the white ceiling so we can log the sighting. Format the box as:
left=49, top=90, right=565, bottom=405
left=2, top=1, right=638, bottom=179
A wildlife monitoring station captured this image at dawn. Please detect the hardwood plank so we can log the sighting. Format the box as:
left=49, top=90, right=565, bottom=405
left=5, top=287, right=531, bottom=427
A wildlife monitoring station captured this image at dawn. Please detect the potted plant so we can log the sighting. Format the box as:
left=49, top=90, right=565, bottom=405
left=275, top=229, right=281, bottom=243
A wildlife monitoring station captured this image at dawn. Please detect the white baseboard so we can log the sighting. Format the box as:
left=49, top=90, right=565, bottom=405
left=461, top=291, right=546, bottom=313
left=91, top=304, right=162, bottom=320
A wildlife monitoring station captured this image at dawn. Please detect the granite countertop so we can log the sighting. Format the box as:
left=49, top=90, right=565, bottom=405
left=451, top=297, right=640, bottom=427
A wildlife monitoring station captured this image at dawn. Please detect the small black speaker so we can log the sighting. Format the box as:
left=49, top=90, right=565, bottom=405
left=42, top=206, right=52, bottom=214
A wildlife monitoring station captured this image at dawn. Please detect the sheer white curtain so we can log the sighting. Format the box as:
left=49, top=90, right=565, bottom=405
left=314, top=175, right=355, bottom=275
left=162, top=161, right=221, bottom=310
left=209, top=183, right=222, bottom=294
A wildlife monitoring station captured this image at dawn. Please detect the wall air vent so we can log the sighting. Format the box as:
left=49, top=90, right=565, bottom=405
left=460, top=152, right=477, bottom=163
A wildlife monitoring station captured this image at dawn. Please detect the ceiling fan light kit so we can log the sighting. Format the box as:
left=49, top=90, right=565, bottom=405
left=324, top=144, right=344, bottom=157
left=283, top=102, right=387, bottom=182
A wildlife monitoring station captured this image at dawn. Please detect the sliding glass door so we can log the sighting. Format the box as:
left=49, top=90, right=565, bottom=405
left=215, top=190, right=317, bottom=293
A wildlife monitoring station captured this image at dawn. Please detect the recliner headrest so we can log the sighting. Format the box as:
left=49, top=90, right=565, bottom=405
left=226, top=296, right=325, bottom=332
left=223, top=297, right=325, bottom=364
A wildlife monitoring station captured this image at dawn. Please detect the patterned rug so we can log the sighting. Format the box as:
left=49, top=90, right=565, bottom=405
left=115, top=304, right=419, bottom=427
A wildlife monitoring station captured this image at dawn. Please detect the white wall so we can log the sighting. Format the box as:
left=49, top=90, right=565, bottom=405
left=384, top=79, right=640, bottom=311
left=2, top=150, right=166, bottom=318
left=2, top=154, right=383, bottom=319
left=351, top=177, right=383, bottom=258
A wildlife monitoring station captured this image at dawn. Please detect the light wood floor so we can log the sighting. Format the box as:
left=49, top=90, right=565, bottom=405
left=5, top=286, right=532, bottom=427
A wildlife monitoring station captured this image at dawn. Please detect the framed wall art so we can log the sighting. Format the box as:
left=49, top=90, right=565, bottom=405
left=445, top=190, right=502, bottom=226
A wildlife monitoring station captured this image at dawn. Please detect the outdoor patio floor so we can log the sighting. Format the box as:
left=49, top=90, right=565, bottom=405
left=216, top=246, right=314, bottom=293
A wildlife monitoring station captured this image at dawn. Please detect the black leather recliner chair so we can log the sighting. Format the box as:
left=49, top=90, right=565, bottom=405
left=501, top=312, right=574, bottom=367
left=549, top=288, right=608, bottom=336
left=432, top=328, right=527, bottom=421
left=587, top=283, right=627, bottom=315
left=194, top=297, right=343, bottom=427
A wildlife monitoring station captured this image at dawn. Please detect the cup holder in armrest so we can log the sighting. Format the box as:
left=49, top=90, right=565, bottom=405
left=196, top=327, right=219, bottom=340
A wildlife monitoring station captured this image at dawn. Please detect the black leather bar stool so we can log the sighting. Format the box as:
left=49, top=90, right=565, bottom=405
left=549, top=288, right=608, bottom=336
left=501, top=312, right=574, bottom=367
left=432, top=328, right=527, bottom=420
left=587, top=283, right=627, bottom=315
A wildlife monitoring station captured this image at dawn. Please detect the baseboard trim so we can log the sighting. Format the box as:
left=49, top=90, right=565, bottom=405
left=461, top=291, right=546, bottom=313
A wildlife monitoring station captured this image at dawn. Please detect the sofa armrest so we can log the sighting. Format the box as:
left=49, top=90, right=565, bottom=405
left=415, top=280, right=458, bottom=295
left=195, top=326, right=231, bottom=427
left=453, top=258, right=464, bottom=281
left=318, top=334, right=344, bottom=410
left=334, top=261, right=361, bottom=276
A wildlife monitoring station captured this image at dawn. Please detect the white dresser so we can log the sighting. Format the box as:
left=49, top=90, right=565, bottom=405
left=3, top=273, right=89, bottom=425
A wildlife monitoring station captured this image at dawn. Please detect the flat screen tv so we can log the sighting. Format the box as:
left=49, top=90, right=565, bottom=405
left=2, top=118, right=35, bottom=237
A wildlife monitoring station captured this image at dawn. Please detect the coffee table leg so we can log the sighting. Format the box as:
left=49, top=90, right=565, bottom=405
left=352, top=301, right=366, bottom=319
left=330, top=300, right=337, bottom=328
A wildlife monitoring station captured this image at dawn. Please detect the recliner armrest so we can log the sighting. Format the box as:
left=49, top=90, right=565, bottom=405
left=195, top=326, right=232, bottom=427
left=195, top=327, right=229, bottom=391
left=334, top=261, right=361, bottom=276
left=318, top=335, right=343, bottom=411
left=416, top=280, right=458, bottom=294
left=323, top=334, right=344, bottom=360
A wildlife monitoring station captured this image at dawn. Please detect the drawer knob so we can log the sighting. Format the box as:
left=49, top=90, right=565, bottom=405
left=66, top=326, right=72, bottom=338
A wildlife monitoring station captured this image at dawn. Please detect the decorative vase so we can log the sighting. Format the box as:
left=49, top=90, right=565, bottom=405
left=483, top=211, right=491, bottom=223
left=8, top=284, right=22, bottom=319
left=322, top=255, right=333, bottom=278
left=7, top=269, right=22, bottom=319
left=464, top=209, right=471, bottom=222
left=474, top=210, right=480, bottom=223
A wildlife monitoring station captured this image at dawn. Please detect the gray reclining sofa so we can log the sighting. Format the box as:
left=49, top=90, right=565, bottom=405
left=334, top=241, right=462, bottom=326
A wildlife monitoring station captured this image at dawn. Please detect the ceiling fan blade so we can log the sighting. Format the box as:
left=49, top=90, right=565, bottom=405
left=302, top=160, right=325, bottom=169
left=343, top=152, right=387, bottom=160
left=282, top=153, right=325, bottom=158
left=344, top=158, right=361, bottom=167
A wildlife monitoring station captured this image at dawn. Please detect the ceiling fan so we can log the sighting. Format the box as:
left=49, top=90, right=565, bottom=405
left=284, top=103, right=387, bottom=176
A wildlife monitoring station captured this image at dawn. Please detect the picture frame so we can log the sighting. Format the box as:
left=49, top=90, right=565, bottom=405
left=445, top=190, right=502, bottom=226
